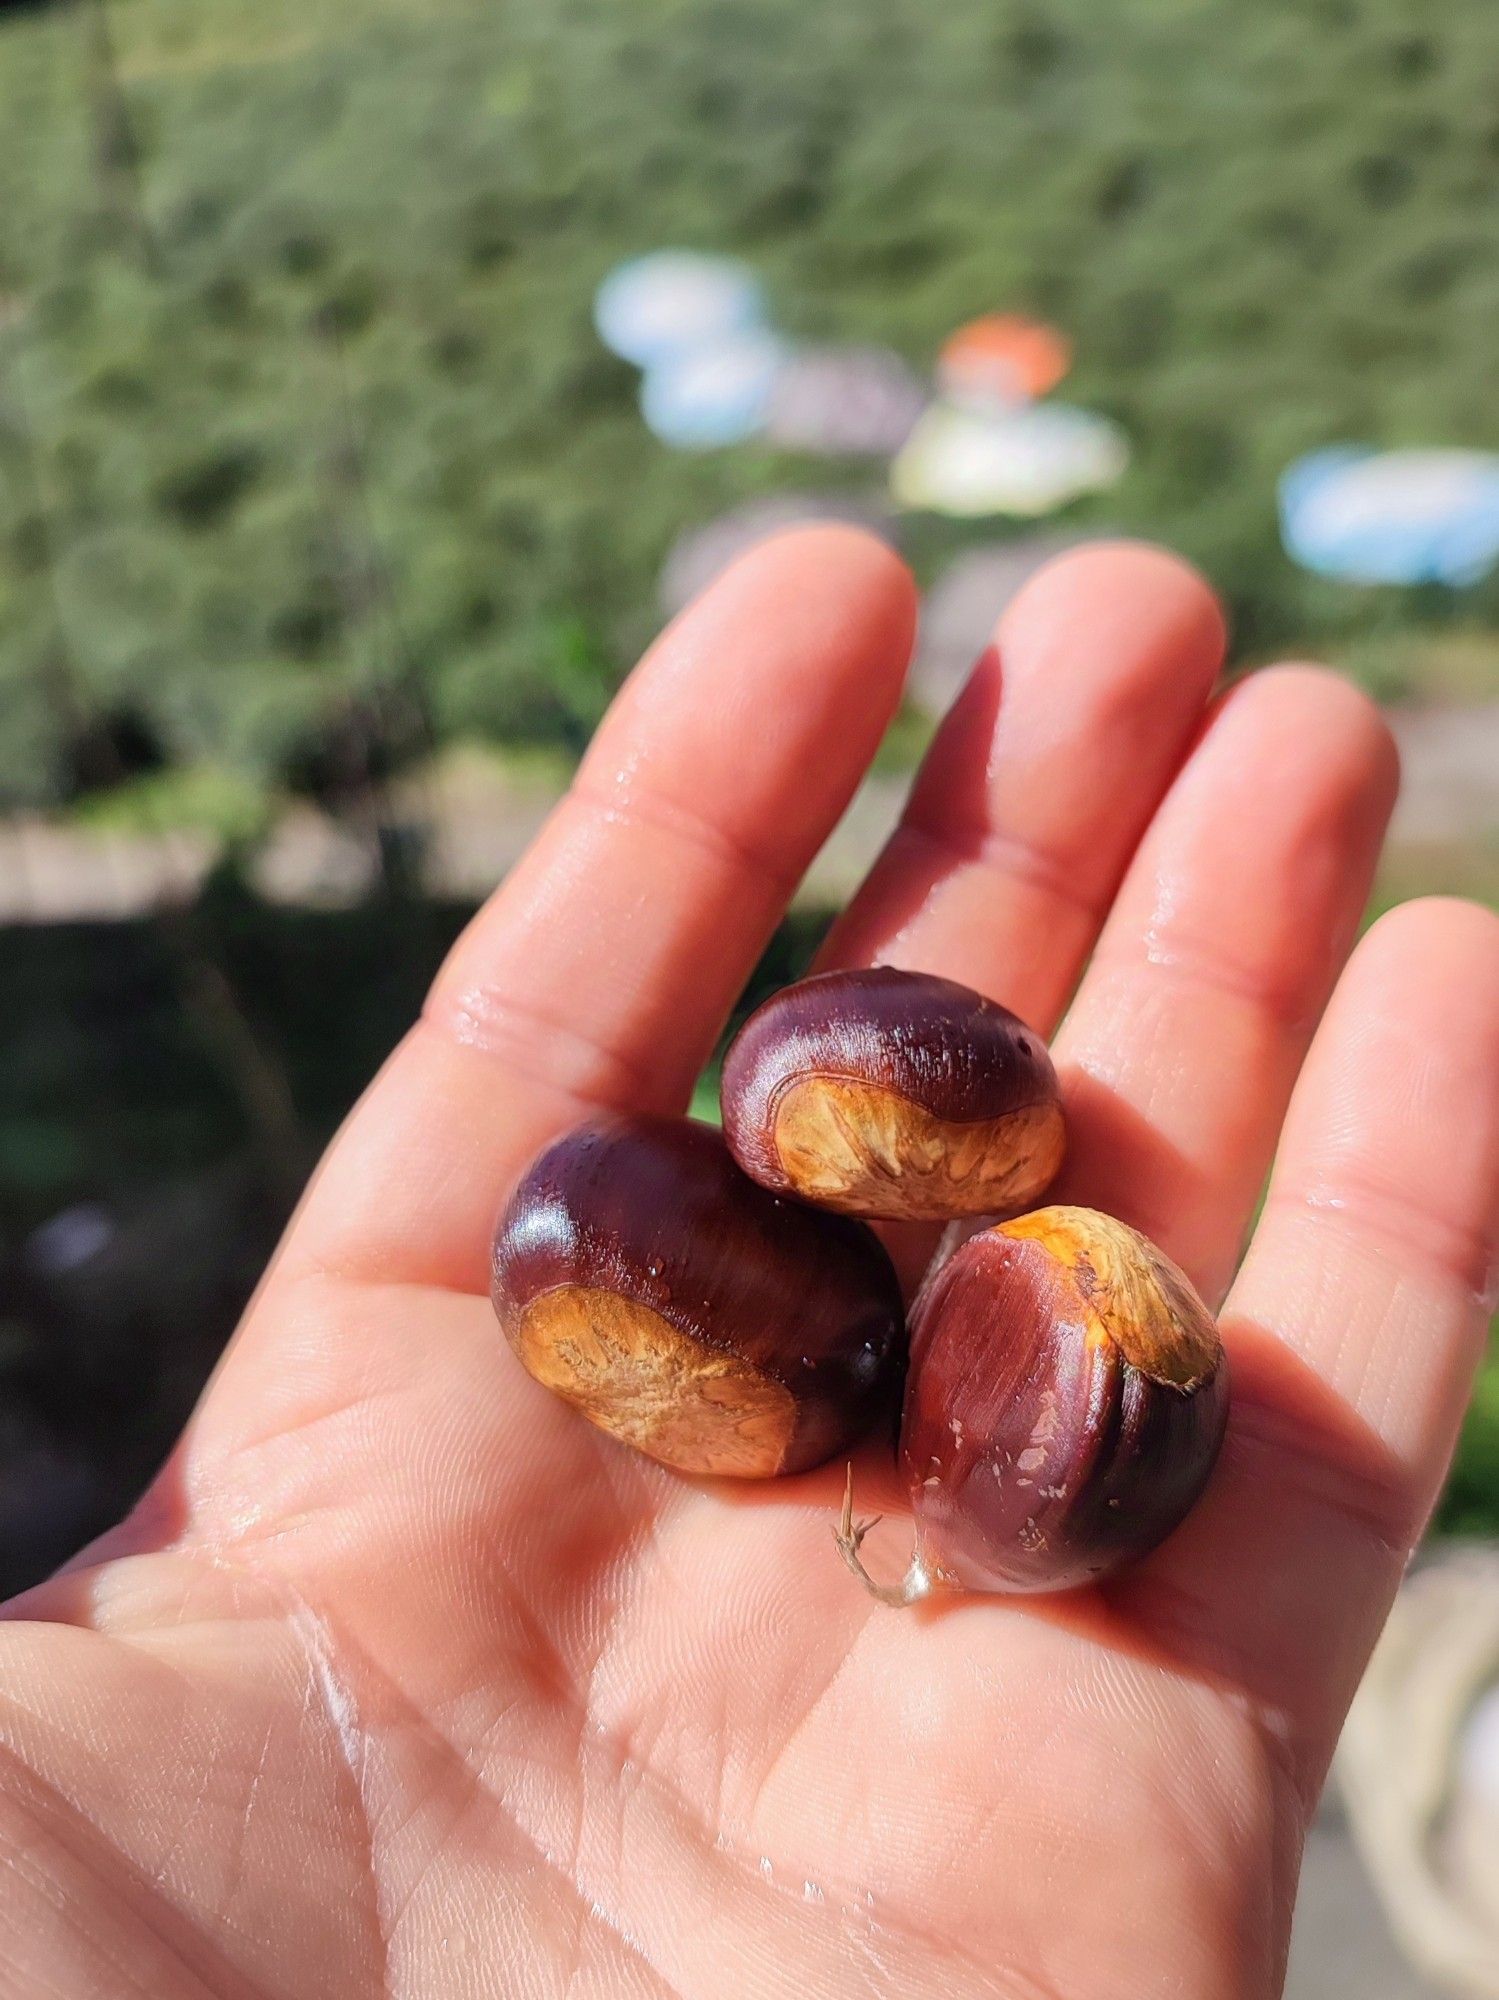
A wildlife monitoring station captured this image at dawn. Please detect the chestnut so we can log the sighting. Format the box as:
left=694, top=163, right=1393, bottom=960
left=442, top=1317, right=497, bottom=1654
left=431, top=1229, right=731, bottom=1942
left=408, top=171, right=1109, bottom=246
left=720, top=967, right=1066, bottom=1223
left=837, top=1206, right=1229, bottom=1600
left=491, top=1113, right=905, bottom=1478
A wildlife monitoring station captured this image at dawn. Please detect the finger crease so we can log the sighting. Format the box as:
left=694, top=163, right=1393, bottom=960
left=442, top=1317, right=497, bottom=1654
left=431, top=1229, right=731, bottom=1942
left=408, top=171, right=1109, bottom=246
left=1090, top=937, right=1321, bottom=1039
left=1226, top=1383, right=1427, bottom=1555
left=569, top=775, right=802, bottom=901
left=420, top=987, right=658, bottom=1109
left=1265, top=1179, right=1499, bottom=1306
left=894, top=814, right=1106, bottom=931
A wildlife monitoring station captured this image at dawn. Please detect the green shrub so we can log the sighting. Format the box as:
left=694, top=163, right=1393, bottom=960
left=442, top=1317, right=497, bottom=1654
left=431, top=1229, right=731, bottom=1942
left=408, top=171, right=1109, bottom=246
left=0, top=0, right=1496, bottom=807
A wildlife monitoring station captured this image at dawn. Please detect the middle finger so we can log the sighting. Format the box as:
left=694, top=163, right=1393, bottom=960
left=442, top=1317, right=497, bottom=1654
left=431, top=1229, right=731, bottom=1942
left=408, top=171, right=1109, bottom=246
left=818, top=541, right=1227, bottom=1031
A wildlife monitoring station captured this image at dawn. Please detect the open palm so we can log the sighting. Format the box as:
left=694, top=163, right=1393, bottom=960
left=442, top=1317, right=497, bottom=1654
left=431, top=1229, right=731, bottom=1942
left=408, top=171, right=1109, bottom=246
left=4, top=532, right=1497, bottom=1999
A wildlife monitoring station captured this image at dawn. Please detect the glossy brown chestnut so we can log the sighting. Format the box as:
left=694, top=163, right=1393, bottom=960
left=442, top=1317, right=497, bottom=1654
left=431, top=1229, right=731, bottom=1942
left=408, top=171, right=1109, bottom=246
left=837, top=1206, right=1229, bottom=1600
left=491, top=1113, right=905, bottom=1478
left=720, top=967, right=1065, bottom=1223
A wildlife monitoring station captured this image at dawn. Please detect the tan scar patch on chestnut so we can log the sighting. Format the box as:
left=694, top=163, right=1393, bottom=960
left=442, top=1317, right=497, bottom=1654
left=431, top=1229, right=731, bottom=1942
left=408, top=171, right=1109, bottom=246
left=771, top=1077, right=1066, bottom=1220
left=514, top=1286, right=798, bottom=1476
left=999, top=1207, right=1220, bottom=1389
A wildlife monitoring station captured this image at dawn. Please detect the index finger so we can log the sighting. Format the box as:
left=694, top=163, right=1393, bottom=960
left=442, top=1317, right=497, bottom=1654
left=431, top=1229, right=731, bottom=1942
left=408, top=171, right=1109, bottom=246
left=274, top=527, right=917, bottom=1295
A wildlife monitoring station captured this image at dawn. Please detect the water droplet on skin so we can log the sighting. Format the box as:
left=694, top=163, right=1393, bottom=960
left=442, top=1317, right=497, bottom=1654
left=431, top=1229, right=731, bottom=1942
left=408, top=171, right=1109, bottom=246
left=803, top=1880, right=825, bottom=1904
left=759, top=1856, right=774, bottom=1880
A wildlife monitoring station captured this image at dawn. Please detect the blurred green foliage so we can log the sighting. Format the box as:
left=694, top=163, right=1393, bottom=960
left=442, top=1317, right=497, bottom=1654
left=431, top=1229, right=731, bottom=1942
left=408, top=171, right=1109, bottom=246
left=1440, top=1342, right=1499, bottom=1536
left=0, top=0, right=1497, bottom=806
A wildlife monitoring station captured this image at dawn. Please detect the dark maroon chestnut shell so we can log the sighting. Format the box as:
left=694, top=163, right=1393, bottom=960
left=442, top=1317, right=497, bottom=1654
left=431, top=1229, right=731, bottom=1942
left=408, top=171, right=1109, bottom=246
left=720, top=967, right=1064, bottom=1221
left=901, top=1215, right=1229, bottom=1592
left=491, top=1113, right=905, bottom=1477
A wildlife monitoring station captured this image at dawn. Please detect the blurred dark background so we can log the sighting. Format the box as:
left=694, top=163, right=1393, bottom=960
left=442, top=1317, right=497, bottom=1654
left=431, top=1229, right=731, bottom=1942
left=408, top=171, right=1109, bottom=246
left=0, top=0, right=1494, bottom=1611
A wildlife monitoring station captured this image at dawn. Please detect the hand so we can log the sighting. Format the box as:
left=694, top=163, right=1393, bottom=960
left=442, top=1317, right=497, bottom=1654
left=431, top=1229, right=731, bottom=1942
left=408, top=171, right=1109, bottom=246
left=4, top=533, right=1496, bottom=2000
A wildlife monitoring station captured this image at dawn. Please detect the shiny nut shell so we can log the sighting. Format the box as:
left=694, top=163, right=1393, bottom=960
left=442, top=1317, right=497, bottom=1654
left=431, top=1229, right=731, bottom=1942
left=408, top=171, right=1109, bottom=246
left=901, top=1207, right=1229, bottom=1592
left=491, top=1113, right=905, bottom=1477
left=721, top=967, right=1065, bottom=1221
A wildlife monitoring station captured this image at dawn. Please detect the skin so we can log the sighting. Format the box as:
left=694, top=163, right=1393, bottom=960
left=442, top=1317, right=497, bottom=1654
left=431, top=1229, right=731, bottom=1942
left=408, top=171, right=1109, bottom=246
left=2, top=529, right=1497, bottom=1999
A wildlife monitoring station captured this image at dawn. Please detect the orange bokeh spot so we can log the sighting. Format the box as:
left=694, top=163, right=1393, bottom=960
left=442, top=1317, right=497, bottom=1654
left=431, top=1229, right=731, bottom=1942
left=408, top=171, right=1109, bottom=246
left=937, top=314, right=1072, bottom=403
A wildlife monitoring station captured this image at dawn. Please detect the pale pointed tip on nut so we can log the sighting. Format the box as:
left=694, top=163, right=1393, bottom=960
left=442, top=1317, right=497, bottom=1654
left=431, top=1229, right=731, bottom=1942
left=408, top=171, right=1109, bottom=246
left=833, top=1464, right=934, bottom=1610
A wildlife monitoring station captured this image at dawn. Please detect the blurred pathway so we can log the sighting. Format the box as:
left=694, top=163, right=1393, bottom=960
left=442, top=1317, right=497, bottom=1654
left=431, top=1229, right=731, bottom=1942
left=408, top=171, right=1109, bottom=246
left=0, top=700, right=1495, bottom=922
left=1287, top=1798, right=1444, bottom=1999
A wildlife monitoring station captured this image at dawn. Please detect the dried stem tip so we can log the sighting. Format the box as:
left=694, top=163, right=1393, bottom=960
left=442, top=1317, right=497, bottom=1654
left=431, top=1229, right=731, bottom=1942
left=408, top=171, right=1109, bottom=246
left=832, top=1464, right=934, bottom=1609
